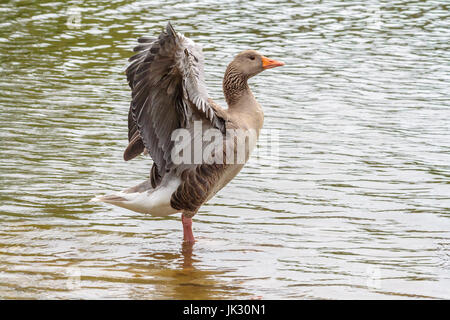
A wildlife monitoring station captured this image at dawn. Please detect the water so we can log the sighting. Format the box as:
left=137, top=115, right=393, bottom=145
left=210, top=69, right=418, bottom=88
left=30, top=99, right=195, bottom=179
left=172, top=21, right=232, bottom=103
left=0, top=0, right=449, bottom=299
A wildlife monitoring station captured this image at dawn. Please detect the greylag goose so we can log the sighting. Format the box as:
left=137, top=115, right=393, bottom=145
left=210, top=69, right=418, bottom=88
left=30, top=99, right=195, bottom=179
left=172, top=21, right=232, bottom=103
left=92, top=23, right=284, bottom=243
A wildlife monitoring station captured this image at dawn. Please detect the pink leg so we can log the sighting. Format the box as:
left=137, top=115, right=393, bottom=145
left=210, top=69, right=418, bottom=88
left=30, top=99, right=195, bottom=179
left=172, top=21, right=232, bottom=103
left=182, top=214, right=195, bottom=243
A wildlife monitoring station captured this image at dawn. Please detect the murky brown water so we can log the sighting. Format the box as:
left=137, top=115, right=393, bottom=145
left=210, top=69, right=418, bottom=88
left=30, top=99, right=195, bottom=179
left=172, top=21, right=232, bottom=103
left=1, top=0, right=449, bottom=299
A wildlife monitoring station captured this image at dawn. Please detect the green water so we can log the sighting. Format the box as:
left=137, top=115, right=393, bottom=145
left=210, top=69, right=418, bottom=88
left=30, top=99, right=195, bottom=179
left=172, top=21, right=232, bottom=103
left=0, top=0, right=449, bottom=299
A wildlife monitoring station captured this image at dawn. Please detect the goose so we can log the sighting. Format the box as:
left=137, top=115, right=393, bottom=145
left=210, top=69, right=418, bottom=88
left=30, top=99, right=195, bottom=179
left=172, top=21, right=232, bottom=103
left=92, top=23, right=284, bottom=243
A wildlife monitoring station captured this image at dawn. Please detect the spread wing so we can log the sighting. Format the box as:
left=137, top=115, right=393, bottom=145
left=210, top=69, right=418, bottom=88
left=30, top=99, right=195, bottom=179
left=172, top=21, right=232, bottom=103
left=124, top=22, right=226, bottom=185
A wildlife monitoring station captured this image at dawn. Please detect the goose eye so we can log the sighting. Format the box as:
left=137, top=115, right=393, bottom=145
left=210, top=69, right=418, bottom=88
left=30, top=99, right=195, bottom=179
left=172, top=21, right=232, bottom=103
left=249, top=56, right=255, bottom=60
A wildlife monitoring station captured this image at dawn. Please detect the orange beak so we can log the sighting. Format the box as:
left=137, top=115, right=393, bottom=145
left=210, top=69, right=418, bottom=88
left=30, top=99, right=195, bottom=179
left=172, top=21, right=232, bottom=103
left=261, top=56, right=285, bottom=69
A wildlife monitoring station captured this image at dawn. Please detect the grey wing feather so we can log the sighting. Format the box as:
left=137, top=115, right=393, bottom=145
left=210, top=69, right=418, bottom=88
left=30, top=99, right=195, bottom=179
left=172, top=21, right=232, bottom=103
left=125, top=22, right=225, bottom=184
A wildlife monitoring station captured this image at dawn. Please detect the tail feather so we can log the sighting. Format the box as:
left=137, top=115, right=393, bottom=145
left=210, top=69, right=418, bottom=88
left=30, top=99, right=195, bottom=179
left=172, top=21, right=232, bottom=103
left=90, top=179, right=153, bottom=204
left=90, top=176, right=181, bottom=216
